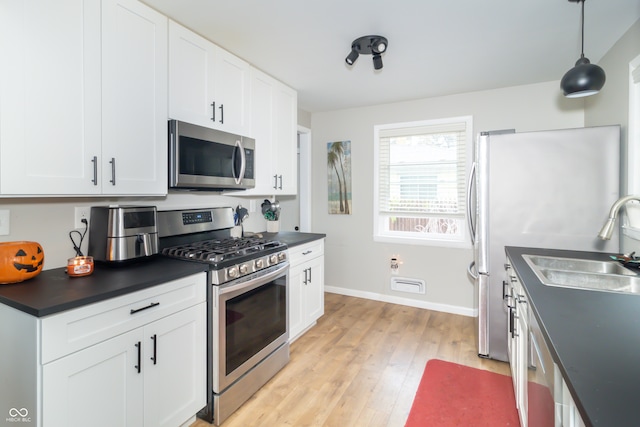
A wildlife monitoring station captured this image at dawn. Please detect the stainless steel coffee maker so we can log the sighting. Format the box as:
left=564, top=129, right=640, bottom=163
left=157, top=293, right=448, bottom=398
left=88, top=206, right=158, bottom=262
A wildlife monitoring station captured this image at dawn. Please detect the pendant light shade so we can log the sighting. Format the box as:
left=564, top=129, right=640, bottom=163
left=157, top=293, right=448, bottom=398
left=560, top=0, right=606, bottom=98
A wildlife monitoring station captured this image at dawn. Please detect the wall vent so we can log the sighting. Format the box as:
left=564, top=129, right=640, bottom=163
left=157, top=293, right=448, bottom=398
left=390, top=277, right=425, bottom=294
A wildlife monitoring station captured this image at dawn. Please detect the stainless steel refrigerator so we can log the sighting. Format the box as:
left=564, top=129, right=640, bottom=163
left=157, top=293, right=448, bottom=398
left=467, top=126, right=620, bottom=362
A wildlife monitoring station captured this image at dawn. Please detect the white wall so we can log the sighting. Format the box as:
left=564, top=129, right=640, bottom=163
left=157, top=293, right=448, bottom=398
left=311, top=81, right=585, bottom=313
left=585, top=18, right=640, bottom=254
left=585, top=18, right=639, bottom=175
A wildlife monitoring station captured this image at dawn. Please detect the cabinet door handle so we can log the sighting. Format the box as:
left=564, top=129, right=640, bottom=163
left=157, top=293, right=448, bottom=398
left=308, top=267, right=312, bottom=283
left=509, top=308, right=515, bottom=338
left=91, top=156, right=98, bottom=185
left=273, top=174, right=278, bottom=190
left=303, top=268, right=308, bottom=285
left=150, top=334, right=157, bottom=365
left=278, top=175, right=283, bottom=190
left=109, top=157, right=116, bottom=185
left=211, top=101, right=216, bottom=122
left=219, top=104, right=224, bottom=124
left=135, top=341, right=141, bottom=373
left=130, top=301, right=160, bottom=314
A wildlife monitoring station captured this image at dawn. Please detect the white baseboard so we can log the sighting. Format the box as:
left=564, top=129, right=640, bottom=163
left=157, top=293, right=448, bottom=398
left=324, top=285, right=476, bottom=317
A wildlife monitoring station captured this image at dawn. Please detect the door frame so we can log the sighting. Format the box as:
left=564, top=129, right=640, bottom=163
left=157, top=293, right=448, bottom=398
left=298, top=125, right=312, bottom=232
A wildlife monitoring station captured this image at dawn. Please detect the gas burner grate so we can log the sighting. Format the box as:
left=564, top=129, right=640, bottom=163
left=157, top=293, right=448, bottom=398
left=161, top=237, right=285, bottom=265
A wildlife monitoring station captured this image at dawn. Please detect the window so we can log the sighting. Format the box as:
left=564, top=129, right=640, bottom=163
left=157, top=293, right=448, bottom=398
left=374, top=116, right=472, bottom=246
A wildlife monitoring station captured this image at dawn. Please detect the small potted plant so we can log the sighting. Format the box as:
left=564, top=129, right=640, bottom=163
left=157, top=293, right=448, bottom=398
left=262, top=199, right=280, bottom=232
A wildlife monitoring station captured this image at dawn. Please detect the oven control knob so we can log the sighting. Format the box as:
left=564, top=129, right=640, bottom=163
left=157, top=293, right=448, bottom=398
left=227, top=266, right=238, bottom=278
left=255, top=259, right=264, bottom=269
left=269, top=254, right=278, bottom=265
left=278, top=252, right=286, bottom=261
left=239, top=264, right=248, bottom=274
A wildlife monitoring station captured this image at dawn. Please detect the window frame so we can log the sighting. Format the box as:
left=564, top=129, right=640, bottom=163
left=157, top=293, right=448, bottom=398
left=628, top=54, right=640, bottom=194
left=373, top=116, right=473, bottom=248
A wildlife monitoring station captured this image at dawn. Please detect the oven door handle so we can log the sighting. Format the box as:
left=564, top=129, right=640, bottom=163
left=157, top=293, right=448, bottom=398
left=218, top=262, right=289, bottom=296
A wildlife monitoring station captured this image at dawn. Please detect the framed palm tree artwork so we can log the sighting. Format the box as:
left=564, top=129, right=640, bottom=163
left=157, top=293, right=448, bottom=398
left=327, top=140, right=351, bottom=214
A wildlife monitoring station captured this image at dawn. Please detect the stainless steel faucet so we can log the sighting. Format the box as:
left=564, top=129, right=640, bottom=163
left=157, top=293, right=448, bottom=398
left=598, top=195, right=640, bottom=240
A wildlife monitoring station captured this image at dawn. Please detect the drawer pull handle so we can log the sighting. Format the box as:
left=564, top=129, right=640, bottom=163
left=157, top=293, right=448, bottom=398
left=150, top=334, right=157, bottom=365
left=130, top=302, right=160, bottom=314
left=135, top=341, right=141, bottom=373
left=302, top=250, right=313, bottom=255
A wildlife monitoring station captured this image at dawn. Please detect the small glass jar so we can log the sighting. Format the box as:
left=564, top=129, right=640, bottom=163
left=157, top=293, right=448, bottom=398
left=67, top=256, right=94, bottom=277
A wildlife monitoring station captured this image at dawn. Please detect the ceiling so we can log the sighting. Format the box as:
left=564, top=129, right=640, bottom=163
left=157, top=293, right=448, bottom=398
left=142, top=0, right=640, bottom=113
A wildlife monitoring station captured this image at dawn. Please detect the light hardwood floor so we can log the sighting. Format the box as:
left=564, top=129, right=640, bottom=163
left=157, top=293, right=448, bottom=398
left=191, top=292, right=510, bottom=427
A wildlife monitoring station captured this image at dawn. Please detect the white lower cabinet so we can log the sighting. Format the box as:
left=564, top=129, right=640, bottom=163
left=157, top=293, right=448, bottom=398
left=44, top=304, right=205, bottom=427
left=289, top=239, right=325, bottom=341
left=43, top=327, right=145, bottom=427
left=1, top=272, right=206, bottom=427
left=506, top=258, right=586, bottom=427
left=144, top=305, right=206, bottom=427
left=560, top=378, right=587, bottom=427
left=506, top=262, right=528, bottom=427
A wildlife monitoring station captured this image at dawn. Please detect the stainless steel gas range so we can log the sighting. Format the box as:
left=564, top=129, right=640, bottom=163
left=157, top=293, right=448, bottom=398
left=158, top=207, right=289, bottom=426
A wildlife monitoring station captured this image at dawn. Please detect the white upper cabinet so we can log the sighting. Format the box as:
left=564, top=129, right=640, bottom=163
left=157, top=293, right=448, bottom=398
left=101, top=0, right=168, bottom=195
left=168, top=20, right=251, bottom=137
left=0, top=0, right=168, bottom=196
left=0, top=0, right=102, bottom=195
left=273, top=81, right=297, bottom=195
left=236, top=68, right=297, bottom=196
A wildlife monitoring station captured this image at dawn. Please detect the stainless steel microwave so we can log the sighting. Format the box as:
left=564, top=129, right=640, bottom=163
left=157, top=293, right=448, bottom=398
left=169, top=120, right=255, bottom=191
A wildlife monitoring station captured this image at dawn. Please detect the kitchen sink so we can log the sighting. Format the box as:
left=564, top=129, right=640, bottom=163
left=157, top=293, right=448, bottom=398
left=522, top=255, right=640, bottom=295
left=523, top=255, right=636, bottom=276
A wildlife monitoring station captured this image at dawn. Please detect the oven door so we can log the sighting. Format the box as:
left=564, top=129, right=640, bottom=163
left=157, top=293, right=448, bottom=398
left=212, top=262, right=289, bottom=393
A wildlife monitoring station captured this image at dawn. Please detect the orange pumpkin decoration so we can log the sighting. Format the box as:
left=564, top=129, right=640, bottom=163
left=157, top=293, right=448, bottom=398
left=0, top=241, right=44, bottom=284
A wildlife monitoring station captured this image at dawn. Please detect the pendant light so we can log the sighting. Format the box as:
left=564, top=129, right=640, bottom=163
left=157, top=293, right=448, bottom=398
left=560, top=0, right=606, bottom=98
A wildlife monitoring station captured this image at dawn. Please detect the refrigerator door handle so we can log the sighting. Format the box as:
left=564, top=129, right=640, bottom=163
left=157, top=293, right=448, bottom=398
left=467, top=161, right=477, bottom=245
left=467, top=260, right=478, bottom=280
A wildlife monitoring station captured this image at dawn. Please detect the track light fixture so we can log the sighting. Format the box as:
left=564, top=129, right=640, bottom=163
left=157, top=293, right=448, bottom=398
left=345, top=35, right=388, bottom=70
left=560, top=0, right=606, bottom=98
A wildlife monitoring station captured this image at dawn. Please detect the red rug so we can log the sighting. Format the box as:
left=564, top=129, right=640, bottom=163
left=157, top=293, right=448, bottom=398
left=405, top=359, right=520, bottom=427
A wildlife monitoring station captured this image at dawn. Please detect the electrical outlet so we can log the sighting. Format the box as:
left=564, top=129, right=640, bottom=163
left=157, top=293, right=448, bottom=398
left=74, top=207, right=91, bottom=229
left=390, top=257, right=400, bottom=275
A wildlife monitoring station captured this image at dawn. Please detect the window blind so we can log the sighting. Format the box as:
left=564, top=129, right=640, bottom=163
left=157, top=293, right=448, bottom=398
left=378, top=120, right=467, bottom=217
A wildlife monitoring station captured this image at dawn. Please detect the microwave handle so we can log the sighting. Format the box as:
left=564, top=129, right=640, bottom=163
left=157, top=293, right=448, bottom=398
left=232, top=139, right=247, bottom=185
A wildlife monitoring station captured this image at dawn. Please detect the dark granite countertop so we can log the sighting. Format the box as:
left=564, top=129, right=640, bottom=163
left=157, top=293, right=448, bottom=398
left=261, top=231, right=326, bottom=247
left=0, top=233, right=326, bottom=318
left=0, top=256, right=208, bottom=317
left=506, top=246, right=640, bottom=427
